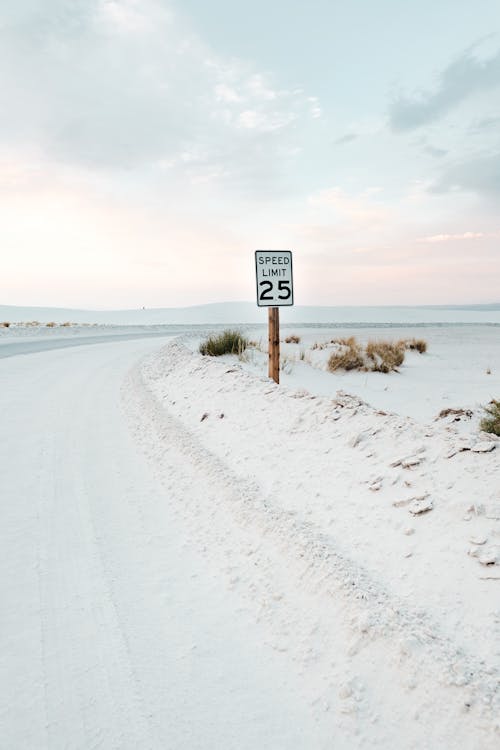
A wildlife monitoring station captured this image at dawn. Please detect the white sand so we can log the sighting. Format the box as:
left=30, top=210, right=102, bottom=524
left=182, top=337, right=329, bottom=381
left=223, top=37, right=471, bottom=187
left=1, top=306, right=499, bottom=748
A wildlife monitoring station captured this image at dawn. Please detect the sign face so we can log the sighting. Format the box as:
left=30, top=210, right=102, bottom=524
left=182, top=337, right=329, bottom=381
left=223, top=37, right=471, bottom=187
left=255, top=250, right=294, bottom=307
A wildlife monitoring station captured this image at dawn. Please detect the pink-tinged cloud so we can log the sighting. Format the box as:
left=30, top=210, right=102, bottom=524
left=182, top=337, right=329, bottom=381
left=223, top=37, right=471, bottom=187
left=419, top=231, right=500, bottom=243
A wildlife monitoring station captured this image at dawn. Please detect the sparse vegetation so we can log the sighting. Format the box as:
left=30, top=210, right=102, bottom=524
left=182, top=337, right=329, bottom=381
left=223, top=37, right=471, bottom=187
left=326, top=336, right=406, bottom=374
left=284, top=334, right=301, bottom=344
left=398, top=338, right=427, bottom=353
left=46, top=321, right=56, bottom=327
left=1, top=322, right=10, bottom=327
left=199, top=329, right=248, bottom=357
left=480, top=399, right=500, bottom=436
left=327, top=337, right=365, bottom=372
left=436, top=407, right=473, bottom=421
left=366, top=340, right=405, bottom=373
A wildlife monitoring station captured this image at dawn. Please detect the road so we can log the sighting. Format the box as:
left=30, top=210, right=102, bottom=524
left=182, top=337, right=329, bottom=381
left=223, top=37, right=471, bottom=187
left=0, top=336, right=321, bottom=749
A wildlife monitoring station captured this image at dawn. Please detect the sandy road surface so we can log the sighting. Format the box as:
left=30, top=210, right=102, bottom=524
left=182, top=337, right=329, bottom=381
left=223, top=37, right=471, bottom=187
left=0, top=337, right=323, bottom=749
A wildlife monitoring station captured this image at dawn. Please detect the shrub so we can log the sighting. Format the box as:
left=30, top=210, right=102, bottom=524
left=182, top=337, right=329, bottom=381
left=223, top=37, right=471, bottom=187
left=330, top=336, right=358, bottom=346
left=327, top=338, right=365, bottom=372
left=398, top=338, right=427, bottom=353
left=480, top=400, right=500, bottom=436
left=199, top=329, right=248, bottom=356
left=1, top=322, right=10, bottom=327
left=46, top=321, right=56, bottom=327
left=366, top=340, right=405, bottom=373
left=284, top=334, right=301, bottom=344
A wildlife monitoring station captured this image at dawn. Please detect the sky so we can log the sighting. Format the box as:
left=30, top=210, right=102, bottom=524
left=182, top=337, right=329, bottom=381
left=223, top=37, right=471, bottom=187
left=1, top=0, right=500, bottom=309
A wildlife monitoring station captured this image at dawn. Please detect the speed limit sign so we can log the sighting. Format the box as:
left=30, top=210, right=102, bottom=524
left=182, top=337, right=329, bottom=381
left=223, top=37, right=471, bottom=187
left=255, top=250, right=294, bottom=307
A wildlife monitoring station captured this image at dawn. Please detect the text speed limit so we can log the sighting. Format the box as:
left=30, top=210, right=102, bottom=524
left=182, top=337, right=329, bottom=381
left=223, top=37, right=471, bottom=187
left=255, top=250, right=294, bottom=307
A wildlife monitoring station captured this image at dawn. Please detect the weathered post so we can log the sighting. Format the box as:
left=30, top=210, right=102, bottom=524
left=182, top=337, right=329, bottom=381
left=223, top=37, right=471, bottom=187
left=255, top=250, right=293, bottom=384
left=268, top=306, right=280, bottom=384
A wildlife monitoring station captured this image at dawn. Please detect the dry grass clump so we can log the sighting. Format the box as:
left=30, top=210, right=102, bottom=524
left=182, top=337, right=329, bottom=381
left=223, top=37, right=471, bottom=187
left=480, top=399, right=500, bottom=436
left=284, top=334, right=301, bottom=344
left=398, top=337, right=427, bottom=353
left=366, top=340, right=405, bottom=373
left=1, top=321, right=10, bottom=327
left=330, top=336, right=357, bottom=346
left=327, top=338, right=365, bottom=372
left=199, top=329, right=248, bottom=356
left=46, top=321, right=56, bottom=327
left=326, top=336, right=406, bottom=373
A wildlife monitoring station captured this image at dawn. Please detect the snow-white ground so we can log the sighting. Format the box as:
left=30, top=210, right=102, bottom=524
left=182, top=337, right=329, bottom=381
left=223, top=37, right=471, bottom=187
left=1, top=320, right=499, bottom=749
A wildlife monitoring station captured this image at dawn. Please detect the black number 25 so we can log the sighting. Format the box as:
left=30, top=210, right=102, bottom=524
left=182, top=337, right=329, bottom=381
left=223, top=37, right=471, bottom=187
left=259, top=280, right=291, bottom=302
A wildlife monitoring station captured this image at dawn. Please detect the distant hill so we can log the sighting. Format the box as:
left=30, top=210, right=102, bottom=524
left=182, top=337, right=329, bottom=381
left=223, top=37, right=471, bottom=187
left=1, top=302, right=500, bottom=326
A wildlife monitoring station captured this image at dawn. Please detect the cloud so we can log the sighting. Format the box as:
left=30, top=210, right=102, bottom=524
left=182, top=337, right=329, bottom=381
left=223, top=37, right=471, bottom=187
left=334, top=133, right=358, bottom=145
left=431, top=152, right=500, bottom=195
left=390, top=45, right=500, bottom=131
left=469, top=114, right=500, bottom=133
left=419, top=231, right=500, bottom=243
left=0, top=0, right=320, bottom=193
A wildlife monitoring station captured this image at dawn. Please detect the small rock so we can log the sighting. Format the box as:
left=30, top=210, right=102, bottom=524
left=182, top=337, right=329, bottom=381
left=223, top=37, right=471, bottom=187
left=200, top=412, right=209, bottom=422
left=395, top=494, right=429, bottom=510
left=471, top=442, right=496, bottom=453
left=401, top=456, right=422, bottom=468
left=408, top=497, right=433, bottom=515
left=404, top=527, right=415, bottom=536
left=469, top=536, right=487, bottom=546
left=478, top=546, right=500, bottom=566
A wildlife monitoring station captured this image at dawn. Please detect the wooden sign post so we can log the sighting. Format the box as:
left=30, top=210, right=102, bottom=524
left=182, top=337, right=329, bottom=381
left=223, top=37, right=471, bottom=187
left=268, top=306, right=280, bottom=383
left=255, top=250, right=294, bottom=385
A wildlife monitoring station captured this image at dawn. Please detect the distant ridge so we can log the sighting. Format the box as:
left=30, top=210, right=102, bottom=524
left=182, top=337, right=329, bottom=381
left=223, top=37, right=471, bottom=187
left=1, top=302, right=500, bottom=326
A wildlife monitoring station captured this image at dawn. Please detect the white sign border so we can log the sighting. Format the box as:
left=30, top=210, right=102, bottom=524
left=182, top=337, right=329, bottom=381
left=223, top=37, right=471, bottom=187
left=255, top=250, right=294, bottom=308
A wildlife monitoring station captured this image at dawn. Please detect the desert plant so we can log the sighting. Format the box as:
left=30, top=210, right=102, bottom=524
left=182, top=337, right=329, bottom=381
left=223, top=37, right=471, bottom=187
left=398, top=338, right=427, bottom=353
left=46, top=321, right=56, bottom=327
left=199, top=329, right=248, bottom=357
left=366, top=340, right=405, bottom=373
left=330, top=336, right=358, bottom=346
left=1, top=321, right=10, bottom=327
left=327, top=338, right=365, bottom=372
left=284, top=334, right=301, bottom=344
left=480, top=400, right=500, bottom=436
